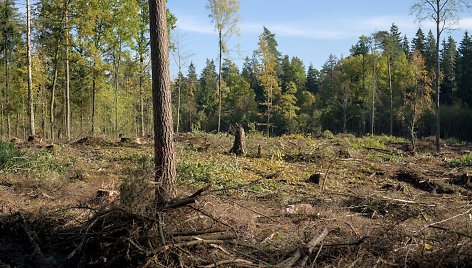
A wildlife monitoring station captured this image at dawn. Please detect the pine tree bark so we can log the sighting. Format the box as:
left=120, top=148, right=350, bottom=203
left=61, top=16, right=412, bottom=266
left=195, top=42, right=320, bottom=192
left=388, top=56, right=393, bottom=136
left=139, top=53, right=145, bottom=137
left=26, top=0, right=35, bottom=136
left=114, top=41, right=121, bottom=136
left=3, top=26, right=10, bottom=139
left=50, top=46, right=59, bottom=142
left=435, top=0, right=441, bottom=152
left=91, top=72, right=97, bottom=135
left=65, top=3, right=71, bottom=140
left=148, top=0, right=176, bottom=204
left=371, top=50, right=376, bottom=135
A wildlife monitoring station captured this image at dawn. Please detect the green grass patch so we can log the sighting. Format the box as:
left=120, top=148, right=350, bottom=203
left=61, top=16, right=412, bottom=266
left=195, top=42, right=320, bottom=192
left=0, top=143, right=71, bottom=174
left=348, top=135, right=405, bottom=151
left=450, top=154, right=472, bottom=168
left=0, top=142, right=23, bottom=170
left=177, top=149, right=243, bottom=189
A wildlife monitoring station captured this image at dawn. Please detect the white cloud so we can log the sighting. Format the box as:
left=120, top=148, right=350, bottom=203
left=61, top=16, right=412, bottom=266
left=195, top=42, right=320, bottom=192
left=174, top=12, right=472, bottom=41
left=458, top=17, right=472, bottom=29
left=175, top=14, right=214, bottom=34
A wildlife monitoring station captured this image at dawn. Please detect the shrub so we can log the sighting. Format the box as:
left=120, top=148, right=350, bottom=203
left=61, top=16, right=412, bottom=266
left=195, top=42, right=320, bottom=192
left=322, top=130, right=335, bottom=139
left=450, top=154, right=472, bottom=168
left=0, top=142, right=22, bottom=170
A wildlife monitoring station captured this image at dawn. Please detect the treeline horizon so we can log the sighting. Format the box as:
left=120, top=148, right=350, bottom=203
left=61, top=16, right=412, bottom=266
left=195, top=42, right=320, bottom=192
left=1, top=0, right=472, bottom=142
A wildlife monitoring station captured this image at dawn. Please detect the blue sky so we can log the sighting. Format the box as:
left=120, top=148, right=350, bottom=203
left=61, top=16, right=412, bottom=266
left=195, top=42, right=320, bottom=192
left=168, top=0, right=472, bottom=78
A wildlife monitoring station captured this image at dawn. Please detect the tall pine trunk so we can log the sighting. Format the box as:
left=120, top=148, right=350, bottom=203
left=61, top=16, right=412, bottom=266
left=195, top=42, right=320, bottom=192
left=114, top=41, right=121, bottom=136
left=3, top=29, right=10, bottom=139
left=148, top=0, right=176, bottom=204
left=435, top=1, right=441, bottom=152
left=50, top=46, right=59, bottom=142
left=65, top=3, right=71, bottom=140
left=139, top=53, right=145, bottom=137
left=92, top=72, right=97, bottom=135
left=371, top=51, right=376, bottom=135
left=217, top=30, right=222, bottom=133
left=388, top=56, right=393, bottom=136
left=26, top=0, right=35, bottom=136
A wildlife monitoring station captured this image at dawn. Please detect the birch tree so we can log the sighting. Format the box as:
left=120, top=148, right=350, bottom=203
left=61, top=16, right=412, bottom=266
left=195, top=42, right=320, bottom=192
left=411, top=0, right=471, bottom=152
left=206, top=0, right=239, bottom=133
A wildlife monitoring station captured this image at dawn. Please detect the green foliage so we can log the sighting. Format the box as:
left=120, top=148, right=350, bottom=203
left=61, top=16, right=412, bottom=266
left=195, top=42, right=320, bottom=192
left=450, top=154, right=472, bottom=168
left=0, top=145, right=70, bottom=173
left=177, top=150, right=243, bottom=188
left=350, top=135, right=388, bottom=150
left=0, top=142, right=22, bottom=170
left=322, top=130, right=334, bottom=139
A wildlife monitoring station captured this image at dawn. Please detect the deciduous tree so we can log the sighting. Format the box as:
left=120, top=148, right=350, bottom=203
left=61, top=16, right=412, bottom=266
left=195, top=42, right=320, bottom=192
left=411, top=0, right=471, bottom=152
left=206, top=0, right=239, bottom=133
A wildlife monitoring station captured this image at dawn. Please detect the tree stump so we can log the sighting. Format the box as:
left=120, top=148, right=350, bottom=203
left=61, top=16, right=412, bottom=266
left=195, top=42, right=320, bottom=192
left=229, top=126, right=245, bottom=156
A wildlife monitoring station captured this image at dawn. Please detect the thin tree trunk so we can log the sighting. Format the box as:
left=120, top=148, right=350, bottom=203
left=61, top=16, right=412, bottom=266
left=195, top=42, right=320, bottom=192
left=343, top=100, right=347, bottom=133
left=149, top=0, right=176, bottom=204
left=176, top=71, right=181, bottom=134
left=217, top=30, right=222, bottom=133
left=362, top=53, right=366, bottom=135
left=62, top=76, right=66, bottom=139
left=435, top=1, right=441, bottom=152
left=26, top=0, right=35, bottom=136
left=92, top=73, right=96, bottom=135
left=371, top=51, right=376, bottom=135
left=22, top=97, right=26, bottom=138
left=41, top=88, right=46, bottom=136
left=50, top=46, right=59, bottom=142
left=388, top=56, right=393, bottom=136
left=16, top=107, right=19, bottom=137
left=0, top=102, right=3, bottom=139
left=3, top=27, right=10, bottom=139
left=140, top=54, right=145, bottom=137
left=114, top=42, right=121, bottom=136
left=410, top=123, right=416, bottom=152
left=267, top=83, right=272, bottom=136
left=80, top=101, right=83, bottom=135
left=65, top=3, right=71, bottom=140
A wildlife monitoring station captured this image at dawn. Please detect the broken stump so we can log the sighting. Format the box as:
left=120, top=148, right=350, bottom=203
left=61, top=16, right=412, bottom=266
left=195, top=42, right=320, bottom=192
left=229, top=125, right=246, bottom=156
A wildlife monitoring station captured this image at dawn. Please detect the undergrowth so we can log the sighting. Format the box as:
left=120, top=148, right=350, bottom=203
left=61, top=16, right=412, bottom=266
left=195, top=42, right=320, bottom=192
left=0, top=142, right=22, bottom=170
left=450, top=154, right=472, bottom=167
left=0, top=143, right=70, bottom=174
left=177, top=150, right=243, bottom=189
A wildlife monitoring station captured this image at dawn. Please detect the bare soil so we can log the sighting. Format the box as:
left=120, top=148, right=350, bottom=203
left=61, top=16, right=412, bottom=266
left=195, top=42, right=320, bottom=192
left=0, top=133, right=471, bottom=267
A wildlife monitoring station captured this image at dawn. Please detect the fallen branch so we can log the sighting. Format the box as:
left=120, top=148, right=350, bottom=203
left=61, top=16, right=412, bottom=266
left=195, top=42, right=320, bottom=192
left=416, top=206, right=472, bottom=234
left=381, top=196, right=417, bottom=204
left=198, top=258, right=254, bottom=268
left=171, top=228, right=227, bottom=237
left=232, top=200, right=277, bottom=223
left=428, top=225, right=472, bottom=239
left=17, top=213, right=50, bottom=267
left=277, top=228, right=329, bottom=267
left=173, top=234, right=236, bottom=242
left=189, top=205, right=237, bottom=233
left=162, top=184, right=211, bottom=211
left=67, top=213, right=103, bottom=259
left=174, top=239, right=226, bottom=248
left=323, top=236, right=369, bottom=247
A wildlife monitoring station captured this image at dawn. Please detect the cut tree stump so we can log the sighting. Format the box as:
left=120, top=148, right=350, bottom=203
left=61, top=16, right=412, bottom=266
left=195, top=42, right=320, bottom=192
left=229, top=125, right=245, bottom=156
